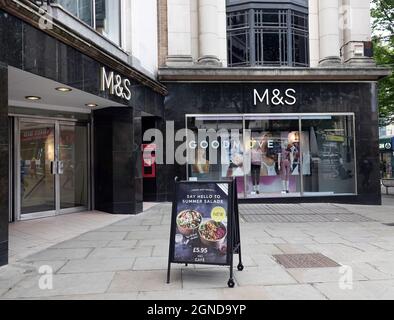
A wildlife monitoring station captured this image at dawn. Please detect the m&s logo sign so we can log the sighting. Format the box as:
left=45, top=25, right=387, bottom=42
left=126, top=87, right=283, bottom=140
left=100, top=67, right=131, bottom=101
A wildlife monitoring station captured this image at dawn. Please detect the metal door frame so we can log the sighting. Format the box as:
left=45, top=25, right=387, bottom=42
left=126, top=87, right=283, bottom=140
left=14, top=116, right=90, bottom=221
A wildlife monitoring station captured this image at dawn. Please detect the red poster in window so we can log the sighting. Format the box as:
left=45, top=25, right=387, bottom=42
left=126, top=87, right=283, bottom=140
left=142, top=144, right=156, bottom=178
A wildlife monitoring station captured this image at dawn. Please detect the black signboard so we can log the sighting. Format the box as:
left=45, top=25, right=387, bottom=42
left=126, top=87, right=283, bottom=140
left=167, top=178, right=243, bottom=288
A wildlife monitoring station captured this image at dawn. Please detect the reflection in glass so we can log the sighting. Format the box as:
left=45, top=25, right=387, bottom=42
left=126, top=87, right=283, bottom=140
left=57, top=0, right=93, bottom=26
left=95, top=0, right=121, bottom=45
left=59, top=125, right=88, bottom=209
left=20, top=122, right=55, bottom=214
left=244, top=117, right=302, bottom=198
left=187, top=117, right=245, bottom=198
left=302, top=116, right=356, bottom=195
left=186, top=115, right=356, bottom=199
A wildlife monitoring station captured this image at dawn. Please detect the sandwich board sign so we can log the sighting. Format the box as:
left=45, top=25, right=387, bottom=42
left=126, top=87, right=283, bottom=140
left=167, top=178, right=243, bottom=288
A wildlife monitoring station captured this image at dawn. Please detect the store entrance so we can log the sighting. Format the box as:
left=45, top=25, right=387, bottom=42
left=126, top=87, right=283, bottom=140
left=15, top=117, right=89, bottom=220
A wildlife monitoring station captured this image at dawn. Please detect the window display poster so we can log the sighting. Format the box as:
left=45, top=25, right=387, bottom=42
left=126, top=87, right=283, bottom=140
left=170, top=182, right=231, bottom=265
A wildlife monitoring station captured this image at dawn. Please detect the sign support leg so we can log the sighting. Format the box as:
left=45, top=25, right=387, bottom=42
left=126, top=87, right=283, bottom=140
left=166, top=260, right=171, bottom=284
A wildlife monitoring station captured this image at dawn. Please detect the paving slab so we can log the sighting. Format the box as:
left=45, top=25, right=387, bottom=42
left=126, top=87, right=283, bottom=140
left=233, top=266, right=297, bottom=287
left=77, top=232, right=127, bottom=241
left=108, top=270, right=181, bottom=293
left=24, top=248, right=93, bottom=261
left=287, top=267, right=368, bottom=284
left=315, top=280, right=394, bottom=300
left=106, top=240, right=139, bottom=248
left=58, top=258, right=135, bottom=274
left=52, top=240, right=110, bottom=249
left=3, top=272, right=115, bottom=299
left=182, top=269, right=237, bottom=290
left=88, top=247, right=152, bottom=259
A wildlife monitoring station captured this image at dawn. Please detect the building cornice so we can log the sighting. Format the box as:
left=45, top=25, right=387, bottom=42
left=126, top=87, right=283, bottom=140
left=158, top=66, right=392, bottom=82
left=0, top=0, right=168, bottom=96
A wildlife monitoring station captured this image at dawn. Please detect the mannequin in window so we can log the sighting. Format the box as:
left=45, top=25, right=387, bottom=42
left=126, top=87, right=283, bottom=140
left=250, top=139, right=263, bottom=195
left=278, top=144, right=292, bottom=194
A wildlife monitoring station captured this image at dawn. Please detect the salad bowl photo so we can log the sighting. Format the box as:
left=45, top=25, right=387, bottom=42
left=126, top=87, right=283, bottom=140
left=198, top=220, right=227, bottom=249
left=176, top=210, right=203, bottom=236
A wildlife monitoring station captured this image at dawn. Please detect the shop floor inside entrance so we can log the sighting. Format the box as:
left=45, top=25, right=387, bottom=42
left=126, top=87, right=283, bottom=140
left=239, top=203, right=375, bottom=223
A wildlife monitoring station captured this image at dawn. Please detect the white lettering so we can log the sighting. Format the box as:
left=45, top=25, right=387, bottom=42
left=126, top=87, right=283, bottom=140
left=100, top=67, right=131, bottom=101
left=254, top=89, right=270, bottom=105
left=285, top=88, right=297, bottom=105
left=254, top=88, right=297, bottom=106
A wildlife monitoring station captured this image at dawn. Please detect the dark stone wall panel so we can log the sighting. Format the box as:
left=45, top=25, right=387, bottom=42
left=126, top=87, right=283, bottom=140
left=163, top=82, right=381, bottom=205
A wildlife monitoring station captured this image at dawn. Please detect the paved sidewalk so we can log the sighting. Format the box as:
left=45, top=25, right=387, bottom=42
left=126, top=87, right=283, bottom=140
left=1, top=201, right=394, bottom=300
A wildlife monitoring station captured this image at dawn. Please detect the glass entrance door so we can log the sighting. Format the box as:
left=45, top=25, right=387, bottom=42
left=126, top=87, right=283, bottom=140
left=59, top=124, right=88, bottom=210
left=17, top=118, right=89, bottom=220
left=19, top=121, right=56, bottom=216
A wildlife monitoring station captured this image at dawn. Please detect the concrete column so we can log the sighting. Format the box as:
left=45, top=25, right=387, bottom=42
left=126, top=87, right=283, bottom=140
left=166, top=0, right=193, bottom=66
left=197, top=0, right=221, bottom=66
left=309, top=0, right=320, bottom=67
left=318, top=0, right=341, bottom=66
left=342, top=0, right=375, bottom=66
left=217, top=0, right=228, bottom=67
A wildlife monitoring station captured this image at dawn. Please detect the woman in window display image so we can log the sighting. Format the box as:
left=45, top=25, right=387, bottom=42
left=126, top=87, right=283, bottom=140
left=261, top=133, right=278, bottom=177
left=278, top=144, right=293, bottom=194
left=250, top=137, right=263, bottom=195
left=227, top=136, right=245, bottom=177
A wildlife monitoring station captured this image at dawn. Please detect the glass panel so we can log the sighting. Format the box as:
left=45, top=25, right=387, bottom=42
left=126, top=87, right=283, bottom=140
left=187, top=116, right=245, bottom=198
left=57, top=0, right=93, bottom=26
left=262, top=31, right=280, bottom=65
left=20, top=122, right=55, bottom=214
left=228, top=30, right=250, bottom=67
left=293, top=31, right=308, bottom=66
left=227, top=11, right=249, bottom=29
left=59, top=124, right=88, bottom=209
left=78, top=0, right=93, bottom=26
left=96, top=0, right=121, bottom=45
left=244, top=116, right=302, bottom=198
left=381, top=153, right=393, bottom=178
left=301, top=115, right=356, bottom=195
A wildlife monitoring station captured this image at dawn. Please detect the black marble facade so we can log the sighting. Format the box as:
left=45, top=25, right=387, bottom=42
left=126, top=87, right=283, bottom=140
left=0, top=10, right=165, bottom=221
left=94, top=108, right=141, bottom=214
left=0, top=63, right=8, bottom=266
left=162, top=82, right=381, bottom=205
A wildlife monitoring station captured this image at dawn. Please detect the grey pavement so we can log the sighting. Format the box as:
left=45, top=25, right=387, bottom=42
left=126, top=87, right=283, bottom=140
left=1, top=195, right=394, bottom=300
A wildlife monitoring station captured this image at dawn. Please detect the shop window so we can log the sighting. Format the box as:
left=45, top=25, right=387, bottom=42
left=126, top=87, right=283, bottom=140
left=56, top=0, right=94, bottom=26
left=227, top=8, right=309, bottom=67
left=95, top=0, right=121, bottom=46
left=301, top=115, right=356, bottom=195
left=186, top=114, right=356, bottom=199
left=55, top=0, right=121, bottom=46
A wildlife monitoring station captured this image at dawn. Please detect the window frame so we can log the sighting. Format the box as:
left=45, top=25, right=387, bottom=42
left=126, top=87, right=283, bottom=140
left=53, top=0, right=123, bottom=48
left=227, top=8, right=309, bottom=67
left=185, top=113, right=358, bottom=199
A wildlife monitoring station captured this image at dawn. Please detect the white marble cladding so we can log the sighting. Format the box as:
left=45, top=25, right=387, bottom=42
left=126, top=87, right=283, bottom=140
left=309, top=0, right=373, bottom=66
left=166, top=0, right=374, bottom=67
left=167, top=0, right=227, bottom=66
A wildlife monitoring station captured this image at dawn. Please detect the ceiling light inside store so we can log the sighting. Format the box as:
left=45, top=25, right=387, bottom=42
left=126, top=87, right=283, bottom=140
left=25, top=96, right=41, bottom=101
left=56, top=87, right=72, bottom=92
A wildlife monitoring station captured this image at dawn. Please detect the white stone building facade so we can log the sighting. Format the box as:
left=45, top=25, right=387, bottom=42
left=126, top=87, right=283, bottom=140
left=162, top=0, right=374, bottom=69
